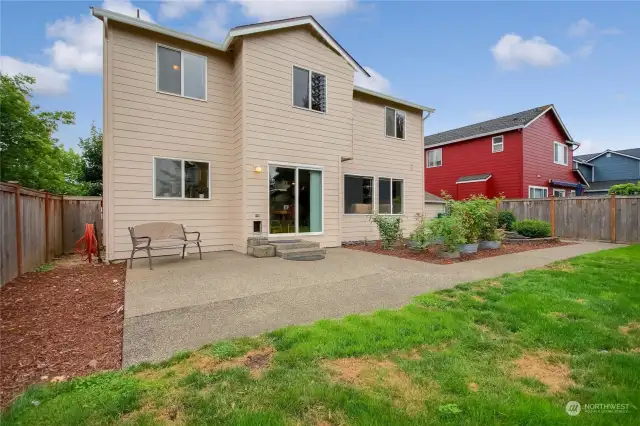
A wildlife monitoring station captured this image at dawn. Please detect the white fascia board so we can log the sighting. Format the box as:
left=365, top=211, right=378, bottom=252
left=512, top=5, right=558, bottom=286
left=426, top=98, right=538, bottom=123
left=585, top=149, right=640, bottom=162
left=91, top=8, right=369, bottom=75
left=354, top=86, right=435, bottom=112
left=424, top=126, right=523, bottom=149
left=573, top=159, right=594, bottom=167
left=573, top=169, right=590, bottom=187
left=456, top=176, right=492, bottom=184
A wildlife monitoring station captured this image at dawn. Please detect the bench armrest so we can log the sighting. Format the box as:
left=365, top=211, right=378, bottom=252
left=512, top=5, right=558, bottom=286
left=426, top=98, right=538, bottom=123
left=133, top=236, right=151, bottom=248
left=184, top=231, right=200, bottom=241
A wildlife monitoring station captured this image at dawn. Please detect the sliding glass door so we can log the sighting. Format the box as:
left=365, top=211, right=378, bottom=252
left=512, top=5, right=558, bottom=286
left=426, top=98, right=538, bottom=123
left=269, top=165, right=322, bottom=235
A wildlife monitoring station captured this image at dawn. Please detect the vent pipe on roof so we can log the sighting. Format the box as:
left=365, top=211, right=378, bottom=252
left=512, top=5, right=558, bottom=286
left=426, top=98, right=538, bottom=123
left=136, top=8, right=140, bottom=18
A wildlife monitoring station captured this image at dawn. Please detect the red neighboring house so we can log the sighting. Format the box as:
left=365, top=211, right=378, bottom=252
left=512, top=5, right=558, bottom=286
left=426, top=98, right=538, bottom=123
left=424, top=105, right=589, bottom=200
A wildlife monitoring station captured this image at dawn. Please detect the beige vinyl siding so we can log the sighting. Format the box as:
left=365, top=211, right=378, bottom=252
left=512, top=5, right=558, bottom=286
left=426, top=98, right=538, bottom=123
left=341, top=93, right=425, bottom=242
left=424, top=202, right=445, bottom=219
left=241, top=27, right=354, bottom=248
left=231, top=43, right=245, bottom=251
left=106, top=23, right=237, bottom=260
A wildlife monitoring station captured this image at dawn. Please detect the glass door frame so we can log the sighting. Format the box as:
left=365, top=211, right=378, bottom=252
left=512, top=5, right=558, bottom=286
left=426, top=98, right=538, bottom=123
left=267, top=161, right=324, bottom=237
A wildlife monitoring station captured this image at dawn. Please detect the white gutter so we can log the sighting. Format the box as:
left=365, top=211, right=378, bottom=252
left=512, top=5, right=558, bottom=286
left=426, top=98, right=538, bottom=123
left=353, top=85, right=435, bottom=113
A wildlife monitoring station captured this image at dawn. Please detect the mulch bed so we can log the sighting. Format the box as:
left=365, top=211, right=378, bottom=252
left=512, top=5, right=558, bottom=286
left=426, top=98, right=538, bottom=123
left=345, top=240, right=575, bottom=265
left=0, top=256, right=126, bottom=408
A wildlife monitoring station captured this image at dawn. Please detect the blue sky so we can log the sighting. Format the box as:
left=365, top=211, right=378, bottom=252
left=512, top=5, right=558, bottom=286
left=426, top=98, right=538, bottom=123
left=2, top=0, right=639, bottom=156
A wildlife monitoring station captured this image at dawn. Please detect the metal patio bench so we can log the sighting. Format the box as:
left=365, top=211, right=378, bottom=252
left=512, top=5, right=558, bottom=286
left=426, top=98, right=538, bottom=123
left=128, top=222, right=201, bottom=270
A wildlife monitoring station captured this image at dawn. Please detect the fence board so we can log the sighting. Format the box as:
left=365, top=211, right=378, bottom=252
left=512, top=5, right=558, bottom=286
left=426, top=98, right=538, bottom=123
left=0, top=183, right=102, bottom=285
left=500, top=195, right=639, bottom=243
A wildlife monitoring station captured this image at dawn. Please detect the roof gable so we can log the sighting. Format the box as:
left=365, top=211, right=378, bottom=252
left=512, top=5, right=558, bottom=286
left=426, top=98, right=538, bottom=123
left=91, top=8, right=369, bottom=76
left=424, top=105, right=573, bottom=148
left=576, top=148, right=640, bottom=163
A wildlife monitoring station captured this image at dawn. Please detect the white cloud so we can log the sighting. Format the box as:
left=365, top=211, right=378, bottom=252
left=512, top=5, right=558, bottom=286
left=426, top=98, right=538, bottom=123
left=491, top=34, right=568, bottom=70
left=568, top=18, right=594, bottom=37
left=354, top=66, right=390, bottom=93
left=231, top=0, right=357, bottom=21
left=160, top=0, right=205, bottom=19
left=45, top=0, right=152, bottom=74
left=575, top=42, right=594, bottom=58
left=0, top=56, right=70, bottom=95
left=195, top=2, right=230, bottom=41
left=575, top=139, right=601, bottom=156
left=601, top=27, right=623, bottom=36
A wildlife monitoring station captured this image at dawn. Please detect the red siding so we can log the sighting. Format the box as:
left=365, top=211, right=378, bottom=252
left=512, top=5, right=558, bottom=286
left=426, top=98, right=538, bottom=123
left=522, top=111, right=578, bottom=196
left=425, top=130, right=523, bottom=200
left=456, top=180, right=489, bottom=199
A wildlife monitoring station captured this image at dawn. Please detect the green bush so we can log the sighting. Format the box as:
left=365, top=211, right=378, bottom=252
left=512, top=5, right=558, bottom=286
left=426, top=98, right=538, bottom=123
left=409, top=215, right=430, bottom=251
left=608, top=182, right=640, bottom=195
left=426, top=215, right=466, bottom=252
left=497, top=211, right=516, bottom=231
left=513, top=220, right=552, bottom=238
left=369, top=214, right=403, bottom=250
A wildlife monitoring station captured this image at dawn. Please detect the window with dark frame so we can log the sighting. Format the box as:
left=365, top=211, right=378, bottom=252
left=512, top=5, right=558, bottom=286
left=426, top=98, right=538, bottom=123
left=293, top=66, right=326, bottom=112
left=157, top=45, right=206, bottom=100
left=385, top=107, right=405, bottom=139
left=154, top=157, right=210, bottom=199
left=344, top=175, right=373, bottom=214
left=378, top=177, right=403, bottom=214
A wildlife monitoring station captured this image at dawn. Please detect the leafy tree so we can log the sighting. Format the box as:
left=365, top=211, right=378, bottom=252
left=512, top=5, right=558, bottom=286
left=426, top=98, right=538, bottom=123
left=0, top=73, right=85, bottom=194
left=79, top=124, right=103, bottom=196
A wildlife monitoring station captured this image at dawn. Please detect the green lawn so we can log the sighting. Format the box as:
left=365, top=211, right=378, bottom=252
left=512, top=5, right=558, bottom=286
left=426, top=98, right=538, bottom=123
left=3, top=245, right=640, bottom=425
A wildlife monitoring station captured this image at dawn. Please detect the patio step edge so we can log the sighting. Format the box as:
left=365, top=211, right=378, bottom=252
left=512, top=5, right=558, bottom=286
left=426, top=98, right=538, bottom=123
left=270, top=241, right=321, bottom=251
left=277, top=247, right=326, bottom=259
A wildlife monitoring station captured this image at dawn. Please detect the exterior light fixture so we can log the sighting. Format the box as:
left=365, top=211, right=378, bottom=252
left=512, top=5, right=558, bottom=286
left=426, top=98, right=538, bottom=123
left=253, top=165, right=263, bottom=173
left=173, top=64, right=180, bottom=70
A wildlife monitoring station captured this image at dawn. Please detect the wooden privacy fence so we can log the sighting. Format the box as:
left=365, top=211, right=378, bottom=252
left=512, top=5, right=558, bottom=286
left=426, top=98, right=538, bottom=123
left=0, top=183, right=102, bottom=285
left=499, top=195, right=640, bottom=243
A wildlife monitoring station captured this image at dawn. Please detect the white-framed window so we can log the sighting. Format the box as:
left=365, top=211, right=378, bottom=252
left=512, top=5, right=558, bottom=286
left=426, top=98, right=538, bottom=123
left=344, top=175, right=374, bottom=214
left=378, top=177, right=403, bottom=214
left=528, top=185, right=548, bottom=199
left=427, top=148, right=442, bottom=168
left=554, top=142, right=569, bottom=166
left=553, top=189, right=566, bottom=197
left=385, top=107, right=406, bottom=139
left=292, top=66, right=326, bottom=113
left=153, top=157, right=210, bottom=199
left=492, top=135, right=504, bottom=153
left=157, top=45, right=207, bottom=101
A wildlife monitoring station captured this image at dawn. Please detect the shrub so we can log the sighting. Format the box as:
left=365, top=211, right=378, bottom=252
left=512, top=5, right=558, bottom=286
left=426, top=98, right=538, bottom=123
left=608, top=182, right=640, bottom=195
left=446, top=194, right=499, bottom=244
left=369, top=214, right=403, bottom=250
left=498, top=211, right=516, bottom=231
left=426, top=215, right=466, bottom=252
left=513, top=219, right=552, bottom=238
left=409, top=215, right=430, bottom=251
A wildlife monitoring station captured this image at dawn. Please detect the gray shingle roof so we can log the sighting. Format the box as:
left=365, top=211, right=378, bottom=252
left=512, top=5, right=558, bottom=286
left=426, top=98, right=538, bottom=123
left=575, top=148, right=640, bottom=162
left=456, top=173, right=492, bottom=183
left=584, top=179, right=639, bottom=192
left=424, top=105, right=552, bottom=147
left=425, top=192, right=445, bottom=203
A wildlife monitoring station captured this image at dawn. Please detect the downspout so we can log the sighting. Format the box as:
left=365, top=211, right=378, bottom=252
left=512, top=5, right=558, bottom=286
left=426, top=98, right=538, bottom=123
left=422, top=111, right=432, bottom=209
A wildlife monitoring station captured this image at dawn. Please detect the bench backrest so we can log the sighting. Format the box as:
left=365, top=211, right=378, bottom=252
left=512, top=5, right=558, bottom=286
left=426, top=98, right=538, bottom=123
left=130, top=222, right=185, bottom=241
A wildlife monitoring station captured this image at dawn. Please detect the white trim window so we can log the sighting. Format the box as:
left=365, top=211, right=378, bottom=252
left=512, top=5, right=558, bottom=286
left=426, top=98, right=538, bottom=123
left=528, top=185, right=548, bottom=199
left=427, top=148, right=442, bottom=168
left=153, top=157, right=211, bottom=199
left=378, top=177, right=403, bottom=214
left=385, top=107, right=406, bottom=139
left=553, top=189, right=566, bottom=197
left=292, top=66, right=326, bottom=113
left=157, top=45, right=207, bottom=101
left=554, top=142, right=569, bottom=166
left=492, top=135, right=504, bottom=153
left=344, top=175, right=374, bottom=214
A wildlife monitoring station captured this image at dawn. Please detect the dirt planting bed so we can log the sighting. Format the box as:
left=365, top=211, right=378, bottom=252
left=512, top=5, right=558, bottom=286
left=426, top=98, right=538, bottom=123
left=0, top=256, right=126, bottom=408
left=345, top=240, right=574, bottom=264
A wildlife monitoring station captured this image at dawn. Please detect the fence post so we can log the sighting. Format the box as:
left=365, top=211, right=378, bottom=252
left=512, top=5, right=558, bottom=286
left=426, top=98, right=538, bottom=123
left=14, top=184, right=23, bottom=275
left=61, top=194, right=65, bottom=253
left=550, top=195, right=556, bottom=237
left=610, top=193, right=616, bottom=243
left=44, top=191, right=50, bottom=261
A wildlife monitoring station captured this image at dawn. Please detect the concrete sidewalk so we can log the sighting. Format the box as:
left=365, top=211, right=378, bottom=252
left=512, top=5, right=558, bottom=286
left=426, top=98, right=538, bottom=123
left=123, top=241, right=618, bottom=366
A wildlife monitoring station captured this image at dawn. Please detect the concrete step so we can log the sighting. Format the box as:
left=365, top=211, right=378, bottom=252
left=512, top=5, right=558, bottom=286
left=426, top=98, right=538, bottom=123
left=276, top=247, right=326, bottom=260
left=269, top=240, right=320, bottom=252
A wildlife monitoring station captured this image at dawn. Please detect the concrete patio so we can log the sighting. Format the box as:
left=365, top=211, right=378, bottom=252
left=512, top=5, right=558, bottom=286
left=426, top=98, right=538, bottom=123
left=124, top=242, right=618, bottom=366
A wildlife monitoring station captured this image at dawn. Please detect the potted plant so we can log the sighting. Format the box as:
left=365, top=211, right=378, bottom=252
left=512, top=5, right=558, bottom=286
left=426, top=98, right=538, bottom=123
left=479, top=228, right=505, bottom=249
left=478, top=207, right=501, bottom=249
left=427, top=215, right=465, bottom=258
left=408, top=214, right=429, bottom=251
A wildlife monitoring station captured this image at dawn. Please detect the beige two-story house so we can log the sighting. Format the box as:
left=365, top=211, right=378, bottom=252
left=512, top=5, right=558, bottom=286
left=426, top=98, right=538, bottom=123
left=92, top=8, right=435, bottom=261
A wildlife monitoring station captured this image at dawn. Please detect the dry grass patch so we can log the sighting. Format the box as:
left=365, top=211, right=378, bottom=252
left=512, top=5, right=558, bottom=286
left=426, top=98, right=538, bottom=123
left=511, top=352, right=574, bottom=394
left=575, top=298, right=585, bottom=304
left=396, top=342, right=455, bottom=360
left=547, top=262, right=575, bottom=272
left=120, top=392, right=185, bottom=425
left=439, top=294, right=458, bottom=302
left=472, top=295, right=486, bottom=303
left=322, top=357, right=432, bottom=412
left=297, top=404, right=348, bottom=426
left=468, top=382, right=479, bottom=392
left=549, top=312, right=569, bottom=319
left=619, top=322, right=640, bottom=336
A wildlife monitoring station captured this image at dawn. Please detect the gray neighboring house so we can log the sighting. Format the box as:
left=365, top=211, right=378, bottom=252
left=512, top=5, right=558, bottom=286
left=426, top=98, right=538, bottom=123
left=574, top=148, right=640, bottom=195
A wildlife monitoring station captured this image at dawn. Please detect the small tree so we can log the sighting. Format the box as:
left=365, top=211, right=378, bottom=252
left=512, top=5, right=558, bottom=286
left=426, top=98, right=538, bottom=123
left=426, top=215, right=465, bottom=252
left=369, top=213, right=403, bottom=250
left=79, top=124, right=103, bottom=196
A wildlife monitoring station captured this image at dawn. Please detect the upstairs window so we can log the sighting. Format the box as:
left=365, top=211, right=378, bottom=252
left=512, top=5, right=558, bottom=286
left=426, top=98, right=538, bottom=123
left=492, top=135, right=504, bottom=153
left=385, top=107, right=405, bottom=139
left=157, top=45, right=206, bottom=100
left=293, top=66, right=326, bottom=112
left=427, top=148, right=442, bottom=168
left=554, top=142, right=568, bottom=166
